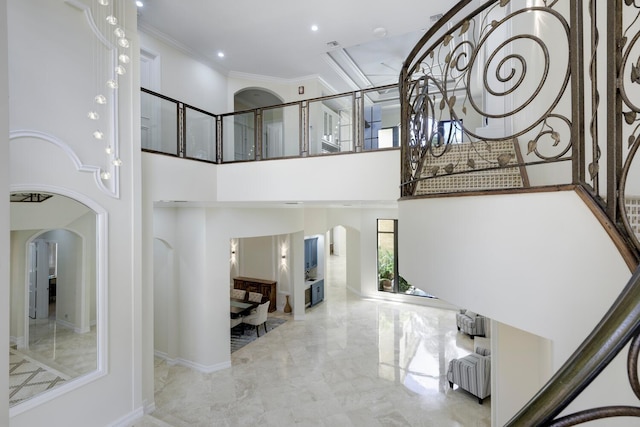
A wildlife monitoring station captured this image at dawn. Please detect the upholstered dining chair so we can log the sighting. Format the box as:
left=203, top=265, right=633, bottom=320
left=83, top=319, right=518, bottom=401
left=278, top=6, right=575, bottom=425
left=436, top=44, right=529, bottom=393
left=230, top=316, right=242, bottom=329
left=248, top=292, right=263, bottom=303
left=231, top=289, right=246, bottom=300
left=242, top=301, right=269, bottom=336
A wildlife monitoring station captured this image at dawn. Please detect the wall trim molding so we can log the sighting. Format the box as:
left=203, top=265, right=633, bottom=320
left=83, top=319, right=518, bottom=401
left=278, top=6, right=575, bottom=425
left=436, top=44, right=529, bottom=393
left=10, top=130, right=119, bottom=198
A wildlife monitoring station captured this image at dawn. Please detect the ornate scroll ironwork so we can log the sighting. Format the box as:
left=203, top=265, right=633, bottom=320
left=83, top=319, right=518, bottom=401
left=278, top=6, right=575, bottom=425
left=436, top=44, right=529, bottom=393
left=618, top=0, right=640, bottom=252
left=400, top=0, right=640, bottom=425
left=400, top=0, right=573, bottom=197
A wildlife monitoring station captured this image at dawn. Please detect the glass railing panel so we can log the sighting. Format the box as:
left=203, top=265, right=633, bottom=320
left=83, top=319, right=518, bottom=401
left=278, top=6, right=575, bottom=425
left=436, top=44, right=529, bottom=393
left=141, top=90, right=178, bottom=155
left=262, top=104, right=300, bottom=159
left=185, top=107, right=216, bottom=162
left=222, top=112, right=256, bottom=162
left=308, top=94, right=354, bottom=155
left=362, top=86, right=400, bottom=150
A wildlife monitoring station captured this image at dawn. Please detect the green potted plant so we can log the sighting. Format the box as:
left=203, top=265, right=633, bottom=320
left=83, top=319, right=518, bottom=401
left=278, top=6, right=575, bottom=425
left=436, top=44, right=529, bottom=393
left=378, top=249, right=394, bottom=291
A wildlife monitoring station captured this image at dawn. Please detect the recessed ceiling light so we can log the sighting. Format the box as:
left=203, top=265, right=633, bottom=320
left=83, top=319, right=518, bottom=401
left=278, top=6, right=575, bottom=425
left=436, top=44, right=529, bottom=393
left=135, top=1, right=143, bottom=7
left=217, top=51, right=225, bottom=58
left=311, top=25, right=318, bottom=32
left=373, top=27, right=387, bottom=38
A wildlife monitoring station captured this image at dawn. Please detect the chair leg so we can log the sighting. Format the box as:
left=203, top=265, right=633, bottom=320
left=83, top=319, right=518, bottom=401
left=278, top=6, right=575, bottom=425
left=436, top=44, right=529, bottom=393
left=256, top=325, right=260, bottom=337
left=263, top=322, right=268, bottom=334
left=478, top=397, right=483, bottom=405
left=449, top=381, right=454, bottom=388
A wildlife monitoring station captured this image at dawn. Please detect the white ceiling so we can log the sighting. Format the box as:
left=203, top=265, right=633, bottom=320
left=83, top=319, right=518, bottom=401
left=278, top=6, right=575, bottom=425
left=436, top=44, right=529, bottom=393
left=136, top=0, right=457, bottom=93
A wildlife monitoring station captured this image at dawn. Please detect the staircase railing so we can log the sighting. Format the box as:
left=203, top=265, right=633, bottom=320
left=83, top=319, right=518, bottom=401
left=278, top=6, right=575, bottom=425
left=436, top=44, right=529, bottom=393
left=399, top=0, right=640, bottom=424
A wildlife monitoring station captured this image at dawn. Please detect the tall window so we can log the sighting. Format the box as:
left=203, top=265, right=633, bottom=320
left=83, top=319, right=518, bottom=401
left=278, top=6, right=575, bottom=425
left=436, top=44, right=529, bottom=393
left=377, top=219, right=434, bottom=297
left=377, top=219, right=401, bottom=293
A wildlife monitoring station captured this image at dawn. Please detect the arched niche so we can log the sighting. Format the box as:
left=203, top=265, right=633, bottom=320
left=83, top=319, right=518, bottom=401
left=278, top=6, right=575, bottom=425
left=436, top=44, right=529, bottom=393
left=9, top=189, right=107, bottom=412
left=234, top=87, right=284, bottom=110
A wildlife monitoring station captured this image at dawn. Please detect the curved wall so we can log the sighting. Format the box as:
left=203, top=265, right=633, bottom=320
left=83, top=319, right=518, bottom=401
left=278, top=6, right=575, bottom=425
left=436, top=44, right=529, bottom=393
left=398, top=191, right=634, bottom=424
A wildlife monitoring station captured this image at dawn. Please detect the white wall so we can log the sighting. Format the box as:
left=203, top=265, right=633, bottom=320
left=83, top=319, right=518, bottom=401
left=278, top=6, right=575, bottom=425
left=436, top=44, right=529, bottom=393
left=240, top=236, right=276, bottom=279
left=8, top=0, right=142, bottom=425
left=151, top=205, right=306, bottom=369
left=492, top=322, right=553, bottom=426
left=216, top=149, right=400, bottom=203
left=139, top=31, right=227, bottom=114
left=40, top=229, right=82, bottom=330
left=399, top=191, right=632, bottom=421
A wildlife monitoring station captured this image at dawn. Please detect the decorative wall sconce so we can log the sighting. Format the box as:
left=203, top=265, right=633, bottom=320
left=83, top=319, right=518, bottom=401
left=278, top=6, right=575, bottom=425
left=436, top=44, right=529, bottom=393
left=280, top=245, right=287, bottom=267
left=230, top=241, right=237, bottom=264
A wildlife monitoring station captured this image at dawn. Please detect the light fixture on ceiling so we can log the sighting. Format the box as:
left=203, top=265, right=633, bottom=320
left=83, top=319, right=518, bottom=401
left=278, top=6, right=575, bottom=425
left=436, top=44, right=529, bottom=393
left=311, top=24, right=318, bottom=32
left=217, top=51, right=225, bottom=58
left=135, top=1, right=143, bottom=7
left=373, top=27, right=387, bottom=38
left=91, top=0, right=130, bottom=181
left=10, top=193, right=53, bottom=203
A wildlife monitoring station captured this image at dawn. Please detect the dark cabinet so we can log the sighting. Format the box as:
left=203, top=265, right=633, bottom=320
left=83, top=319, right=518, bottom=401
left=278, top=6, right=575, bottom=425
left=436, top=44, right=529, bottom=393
left=310, top=279, right=324, bottom=306
left=233, top=277, right=277, bottom=312
left=304, top=237, right=318, bottom=270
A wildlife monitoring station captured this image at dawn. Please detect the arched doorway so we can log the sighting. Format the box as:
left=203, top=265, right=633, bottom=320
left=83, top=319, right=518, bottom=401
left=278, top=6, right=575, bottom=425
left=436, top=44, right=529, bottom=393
left=234, top=87, right=283, bottom=110
left=227, top=88, right=299, bottom=160
left=10, top=191, right=101, bottom=406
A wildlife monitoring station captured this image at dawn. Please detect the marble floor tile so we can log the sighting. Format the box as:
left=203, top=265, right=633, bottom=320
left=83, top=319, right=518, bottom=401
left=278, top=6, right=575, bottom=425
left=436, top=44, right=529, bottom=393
left=8, top=312, right=97, bottom=406
left=136, top=255, right=490, bottom=426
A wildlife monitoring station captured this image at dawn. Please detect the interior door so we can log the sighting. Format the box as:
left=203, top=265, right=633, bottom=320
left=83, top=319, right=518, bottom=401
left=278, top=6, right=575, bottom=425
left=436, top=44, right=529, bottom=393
left=29, top=239, right=50, bottom=319
left=28, top=242, right=37, bottom=319
left=265, top=122, right=283, bottom=158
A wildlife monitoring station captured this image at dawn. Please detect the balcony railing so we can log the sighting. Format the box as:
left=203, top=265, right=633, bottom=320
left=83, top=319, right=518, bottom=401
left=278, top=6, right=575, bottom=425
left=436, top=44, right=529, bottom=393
left=399, top=0, right=640, bottom=425
left=141, top=84, right=401, bottom=163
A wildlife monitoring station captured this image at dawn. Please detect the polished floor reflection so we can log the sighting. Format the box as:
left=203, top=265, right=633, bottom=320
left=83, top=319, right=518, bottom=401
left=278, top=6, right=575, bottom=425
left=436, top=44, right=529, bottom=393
left=9, top=311, right=97, bottom=406
left=137, top=255, right=490, bottom=426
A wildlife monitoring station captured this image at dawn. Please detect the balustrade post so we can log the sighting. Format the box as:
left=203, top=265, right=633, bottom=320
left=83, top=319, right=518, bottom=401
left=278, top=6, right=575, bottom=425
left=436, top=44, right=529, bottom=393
left=355, top=91, right=363, bottom=153
left=216, top=115, right=222, bottom=164
left=570, top=0, right=585, bottom=186
left=178, top=102, right=185, bottom=157
left=607, top=0, right=623, bottom=220
left=301, top=101, right=309, bottom=157
left=255, top=109, right=262, bottom=161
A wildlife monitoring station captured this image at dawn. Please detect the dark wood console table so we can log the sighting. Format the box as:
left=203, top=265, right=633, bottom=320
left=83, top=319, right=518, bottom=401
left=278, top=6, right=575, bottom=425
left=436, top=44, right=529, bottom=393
left=233, top=277, right=277, bottom=312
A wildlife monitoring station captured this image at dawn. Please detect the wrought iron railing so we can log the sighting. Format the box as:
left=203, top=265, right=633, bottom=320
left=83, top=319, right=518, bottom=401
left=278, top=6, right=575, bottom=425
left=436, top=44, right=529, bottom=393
left=141, top=84, right=401, bottom=163
left=400, top=0, right=640, bottom=424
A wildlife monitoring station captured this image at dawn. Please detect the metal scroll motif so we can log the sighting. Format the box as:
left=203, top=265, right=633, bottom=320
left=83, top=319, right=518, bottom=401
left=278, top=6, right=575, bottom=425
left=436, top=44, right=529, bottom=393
left=619, top=0, right=640, bottom=252
left=402, top=1, right=572, bottom=196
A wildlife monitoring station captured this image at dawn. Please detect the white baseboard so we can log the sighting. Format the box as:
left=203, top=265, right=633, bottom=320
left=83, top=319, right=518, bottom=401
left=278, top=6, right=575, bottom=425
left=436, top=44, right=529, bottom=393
left=56, top=318, right=75, bottom=330
left=108, top=406, right=145, bottom=427
left=153, top=350, right=175, bottom=365
left=154, top=350, right=230, bottom=373
left=174, top=357, right=231, bottom=373
left=75, top=326, right=90, bottom=334
left=10, top=335, right=24, bottom=348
